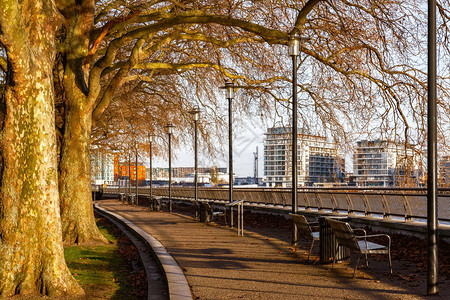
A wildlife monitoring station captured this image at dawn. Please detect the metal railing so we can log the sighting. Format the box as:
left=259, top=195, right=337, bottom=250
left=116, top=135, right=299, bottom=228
left=101, top=186, right=450, bottom=223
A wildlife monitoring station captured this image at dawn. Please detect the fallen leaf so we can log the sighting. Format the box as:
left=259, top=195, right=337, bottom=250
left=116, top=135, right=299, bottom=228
left=398, top=274, right=413, bottom=282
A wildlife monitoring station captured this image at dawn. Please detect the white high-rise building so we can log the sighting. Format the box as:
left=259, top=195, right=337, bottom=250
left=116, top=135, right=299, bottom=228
left=91, top=150, right=115, bottom=185
left=353, top=140, right=418, bottom=187
left=263, top=127, right=345, bottom=187
left=439, top=155, right=450, bottom=187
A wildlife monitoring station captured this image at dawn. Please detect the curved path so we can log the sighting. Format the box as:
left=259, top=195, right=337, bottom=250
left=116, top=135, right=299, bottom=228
left=95, top=205, right=191, bottom=300
left=96, top=199, right=448, bottom=300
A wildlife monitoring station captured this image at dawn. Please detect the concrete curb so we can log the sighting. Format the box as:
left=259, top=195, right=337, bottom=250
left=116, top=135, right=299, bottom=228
left=95, top=205, right=192, bottom=300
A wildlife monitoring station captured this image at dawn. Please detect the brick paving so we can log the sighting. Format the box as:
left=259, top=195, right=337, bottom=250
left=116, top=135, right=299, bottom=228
left=96, top=199, right=449, bottom=300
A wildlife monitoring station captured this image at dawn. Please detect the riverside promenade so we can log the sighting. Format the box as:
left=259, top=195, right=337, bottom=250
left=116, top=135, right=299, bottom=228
left=96, top=199, right=449, bottom=300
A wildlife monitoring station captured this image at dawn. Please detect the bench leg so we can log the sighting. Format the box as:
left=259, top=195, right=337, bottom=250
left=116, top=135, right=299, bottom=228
left=388, top=251, right=393, bottom=274
left=353, top=255, right=361, bottom=278
left=332, top=244, right=339, bottom=268
left=308, top=239, right=315, bottom=261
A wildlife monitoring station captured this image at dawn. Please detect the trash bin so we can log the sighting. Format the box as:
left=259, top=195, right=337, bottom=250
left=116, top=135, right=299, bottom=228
left=127, top=194, right=134, bottom=205
left=146, top=196, right=153, bottom=210
left=199, top=202, right=213, bottom=223
left=318, top=216, right=350, bottom=263
left=152, top=196, right=161, bottom=211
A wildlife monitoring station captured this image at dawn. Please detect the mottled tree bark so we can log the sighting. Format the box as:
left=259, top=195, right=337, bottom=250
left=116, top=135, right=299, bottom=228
left=0, top=0, right=84, bottom=296
left=59, top=87, right=107, bottom=244
left=57, top=0, right=108, bottom=244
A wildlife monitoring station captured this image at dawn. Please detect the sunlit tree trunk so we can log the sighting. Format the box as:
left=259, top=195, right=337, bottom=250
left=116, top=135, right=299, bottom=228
left=59, top=82, right=107, bottom=244
left=57, top=0, right=107, bottom=244
left=0, top=0, right=83, bottom=295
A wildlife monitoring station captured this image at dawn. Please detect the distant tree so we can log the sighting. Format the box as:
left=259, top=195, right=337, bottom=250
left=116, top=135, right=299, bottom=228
left=210, top=166, right=219, bottom=186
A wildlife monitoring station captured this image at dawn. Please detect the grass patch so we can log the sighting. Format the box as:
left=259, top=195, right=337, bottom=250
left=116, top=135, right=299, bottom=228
left=64, top=218, right=145, bottom=299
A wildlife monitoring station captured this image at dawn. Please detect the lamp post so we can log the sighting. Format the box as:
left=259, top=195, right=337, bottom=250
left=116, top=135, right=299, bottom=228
left=289, top=27, right=301, bottom=245
left=166, top=123, right=175, bottom=212
left=149, top=134, right=153, bottom=200
left=225, top=81, right=235, bottom=227
left=427, top=0, right=438, bottom=294
left=135, top=142, right=138, bottom=206
left=128, top=148, right=131, bottom=199
left=189, top=106, right=201, bottom=203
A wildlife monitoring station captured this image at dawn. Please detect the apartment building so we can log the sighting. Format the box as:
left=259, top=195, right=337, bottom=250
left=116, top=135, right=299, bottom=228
left=263, top=127, right=345, bottom=187
left=439, top=155, right=450, bottom=186
left=116, top=162, right=146, bottom=185
left=172, top=167, right=227, bottom=178
left=353, top=140, right=418, bottom=187
left=90, top=150, right=115, bottom=185
left=146, top=167, right=169, bottom=179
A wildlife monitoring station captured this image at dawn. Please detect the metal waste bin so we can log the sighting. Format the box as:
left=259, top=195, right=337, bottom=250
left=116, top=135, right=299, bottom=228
left=152, top=196, right=162, bottom=211
left=199, top=202, right=212, bottom=223
left=318, top=216, right=350, bottom=263
left=146, top=196, right=152, bottom=210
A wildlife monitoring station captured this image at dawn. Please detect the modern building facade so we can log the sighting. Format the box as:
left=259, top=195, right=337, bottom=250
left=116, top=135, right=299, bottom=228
left=439, top=155, right=450, bottom=186
left=143, top=167, right=227, bottom=186
left=263, top=127, right=345, bottom=187
left=353, top=140, right=418, bottom=187
left=90, top=150, right=115, bottom=185
left=116, top=162, right=146, bottom=185
left=172, top=167, right=227, bottom=178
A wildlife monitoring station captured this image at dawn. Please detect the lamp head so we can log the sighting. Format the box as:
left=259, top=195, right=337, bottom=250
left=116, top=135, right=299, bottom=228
left=288, top=28, right=301, bottom=57
left=225, top=80, right=235, bottom=100
left=165, top=123, right=175, bottom=134
left=188, top=105, right=201, bottom=121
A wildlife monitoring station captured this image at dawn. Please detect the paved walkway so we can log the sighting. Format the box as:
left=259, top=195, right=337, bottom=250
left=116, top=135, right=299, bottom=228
left=96, top=199, right=448, bottom=300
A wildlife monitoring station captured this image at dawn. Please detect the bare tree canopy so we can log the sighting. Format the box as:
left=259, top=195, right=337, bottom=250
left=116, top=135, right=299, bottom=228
left=85, top=0, right=450, bottom=154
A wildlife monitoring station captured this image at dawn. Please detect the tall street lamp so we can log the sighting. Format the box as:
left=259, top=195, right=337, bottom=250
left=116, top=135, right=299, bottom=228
left=128, top=147, right=131, bottom=199
left=135, top=142, right=138, bottom=205
left=289, top=27, right=307, bottom=245
left=149, top=133, right=153, bottom=200
left=189, top=106, right=201, bottom=204
left=166, top=123, right=175, bottom=212
left=427, top=0, right=438, bottom=295
left=225, top=80, right=235, bottom=227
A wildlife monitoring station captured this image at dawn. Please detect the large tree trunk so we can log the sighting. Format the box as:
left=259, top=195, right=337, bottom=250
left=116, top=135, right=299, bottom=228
left=0, top=25, right=83, bottom=300
left=57, top=0, right=107, bottom=244
left=59, top=91, right=107, bottom=244
left=0, top=70, right=83, bottom=297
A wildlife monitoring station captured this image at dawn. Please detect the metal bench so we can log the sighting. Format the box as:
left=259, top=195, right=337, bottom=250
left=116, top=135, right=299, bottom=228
left=327, top=218, right=392, bottom=277
left=203, top=202, right=226, bottom=224
left=151, top=196, right=167, bottom=211
left=127, top=194, right=135, bottom=205
left=290, top=214, right=320, bottom=261
left=119, top=193, right=126, bottom=202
